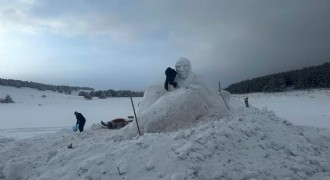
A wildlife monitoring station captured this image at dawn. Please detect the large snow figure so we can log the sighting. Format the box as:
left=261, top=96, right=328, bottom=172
left=121, top=57, right=229, bottom=137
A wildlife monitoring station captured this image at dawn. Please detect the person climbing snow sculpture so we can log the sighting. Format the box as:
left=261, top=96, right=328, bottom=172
left=164, top=67, right=177, bottom=91
left=74, top=111, right=86, bottom=132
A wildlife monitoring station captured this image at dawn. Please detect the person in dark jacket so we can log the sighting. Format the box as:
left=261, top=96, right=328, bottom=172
left=164, top=67, right=177, bottom=91
left=74, top=111, right=86, bottom=132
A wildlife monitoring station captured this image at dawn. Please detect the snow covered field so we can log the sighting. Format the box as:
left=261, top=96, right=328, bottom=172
left=1, top=86, right=330, bottom=179
left=0, top=86, right=142, bottom=139
left=234, top=89, right=330, bottom=129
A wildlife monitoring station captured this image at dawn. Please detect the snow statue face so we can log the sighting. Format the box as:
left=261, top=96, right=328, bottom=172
left=175, top=57, right=191, bottom=80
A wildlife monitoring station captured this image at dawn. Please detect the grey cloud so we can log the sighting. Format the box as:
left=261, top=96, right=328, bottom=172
left=1, top=0, right=329, bottom=89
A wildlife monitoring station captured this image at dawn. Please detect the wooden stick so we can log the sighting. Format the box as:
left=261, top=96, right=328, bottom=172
left=130, top=95, right=141, bottom=136
left=218, top=81, right=229, bottom=110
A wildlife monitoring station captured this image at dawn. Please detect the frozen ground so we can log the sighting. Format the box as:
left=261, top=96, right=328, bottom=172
left=1, top=86, right=330, bottom=180
left=234, top=89, right=330, bottom=129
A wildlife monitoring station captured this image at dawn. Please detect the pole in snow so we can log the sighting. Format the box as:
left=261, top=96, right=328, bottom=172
left=130, top=95, right=141, bottom=136
left=244, top=97, right=249, bottom=108
left=218, top=81, right=229, bottom=110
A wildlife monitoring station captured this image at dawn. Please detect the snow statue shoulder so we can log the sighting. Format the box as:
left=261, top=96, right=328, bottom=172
left=117, top=57, right=230, bottom=139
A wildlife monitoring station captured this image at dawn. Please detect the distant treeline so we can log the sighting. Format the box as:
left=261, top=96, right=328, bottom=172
left=78, top=90, right=143, bottom=99
left=225, top=62, right=330, bottom=94
left=0, top=78, right=144, bottom=97
left=0, top=78, right=93, bottom=94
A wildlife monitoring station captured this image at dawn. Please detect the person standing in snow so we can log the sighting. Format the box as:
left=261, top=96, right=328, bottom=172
left=74, top=111, right=86, bottom=132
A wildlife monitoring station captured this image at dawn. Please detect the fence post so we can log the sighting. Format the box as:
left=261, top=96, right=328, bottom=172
left=130, top=95, right=141, bottom=136
left=218, top=81, right=229, bottom=110
left=244, top=97, right=249, bottom=108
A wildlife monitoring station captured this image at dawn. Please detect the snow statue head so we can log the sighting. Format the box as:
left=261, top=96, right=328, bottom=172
left=174, top=57, right=196, bottom=89
left=175, top=57, right=191, bottom=80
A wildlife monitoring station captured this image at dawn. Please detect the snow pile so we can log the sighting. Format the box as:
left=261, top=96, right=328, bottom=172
left=1, top=106, right=330, bottom=179
left=1, top=85, right=330, bottom=179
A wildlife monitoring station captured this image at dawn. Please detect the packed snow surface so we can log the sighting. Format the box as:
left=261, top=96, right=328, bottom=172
left=1, top=86, right=330, bottom=180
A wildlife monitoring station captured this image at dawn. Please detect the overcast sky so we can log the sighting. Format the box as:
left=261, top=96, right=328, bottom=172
left=0, top=0, right=329, bottom=91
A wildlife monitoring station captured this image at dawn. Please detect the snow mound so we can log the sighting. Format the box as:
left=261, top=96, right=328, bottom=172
left=1, top=107, right=330, bottom=180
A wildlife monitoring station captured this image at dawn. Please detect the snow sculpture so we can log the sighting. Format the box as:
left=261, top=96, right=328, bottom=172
left=121, top=57, right=230, bottom=138
left=174, top=57, right=195, bottom=89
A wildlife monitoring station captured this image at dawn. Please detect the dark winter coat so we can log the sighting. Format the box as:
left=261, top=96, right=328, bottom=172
left=75, top=113, right=86, bottom=125
left=164, top=67, right=177, bottom=91
left=75, top=113, right=86, bottom=132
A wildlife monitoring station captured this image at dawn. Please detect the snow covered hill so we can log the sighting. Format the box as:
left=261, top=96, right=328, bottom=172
left=1, top=86, right=330, bottom=179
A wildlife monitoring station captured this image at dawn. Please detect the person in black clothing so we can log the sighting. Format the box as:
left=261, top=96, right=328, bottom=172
left=164, top=67, right=177, bottom=91
left=74, top=111, right=86, bottom=132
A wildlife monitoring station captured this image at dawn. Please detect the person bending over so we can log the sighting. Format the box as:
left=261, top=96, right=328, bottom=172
left=74, top=111, right=86, bottom=132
